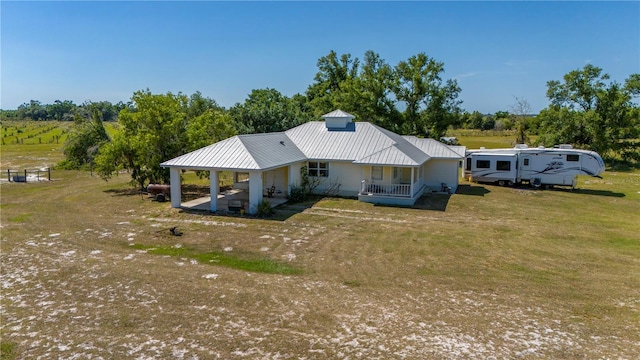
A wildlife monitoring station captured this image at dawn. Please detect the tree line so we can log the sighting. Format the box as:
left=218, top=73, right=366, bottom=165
left=1, top=100, right=130, bottom=122
left=2, top=50, right=638, bottom=186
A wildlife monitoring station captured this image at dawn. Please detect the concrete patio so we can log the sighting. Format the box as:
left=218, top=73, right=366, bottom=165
left=180, top=189, right=288, bottom=213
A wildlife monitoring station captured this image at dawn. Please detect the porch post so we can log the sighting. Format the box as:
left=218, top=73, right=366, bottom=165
left=410, top=167, right=415, bottom=197
left=287, top=165, right=292, bottom=195
left=209, top=170, right=219, bottom=212
left=169, top=167, right=181, bottom=208
left=248, top=171, right=263, bottom=215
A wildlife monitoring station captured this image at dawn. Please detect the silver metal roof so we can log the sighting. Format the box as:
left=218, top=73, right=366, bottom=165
left=403, top=137, right=465, bottom=159
left=160, top=132, right=306, bottom=170
left=321, top=109, right=355, bottom=119
left=162, top=115, right=462, bottom=171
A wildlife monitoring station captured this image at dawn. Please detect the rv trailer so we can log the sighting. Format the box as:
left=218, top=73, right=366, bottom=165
left=463, top=145, right=605, bottom=188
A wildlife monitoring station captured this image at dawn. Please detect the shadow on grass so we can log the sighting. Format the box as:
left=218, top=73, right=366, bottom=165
left=179, top=196, right=324, bottom=222
left=455, top=184, right=491, bottom=196
left=104, top=187, right=144, bottom=197
left=553, top=187, right=626, bottom=198
left=412, top=193, right=452, bottom=212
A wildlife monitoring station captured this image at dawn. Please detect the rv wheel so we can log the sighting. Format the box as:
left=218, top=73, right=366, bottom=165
left=498, top=180, right=506, bottom=186
left=507, top=181, right=514, bottom=187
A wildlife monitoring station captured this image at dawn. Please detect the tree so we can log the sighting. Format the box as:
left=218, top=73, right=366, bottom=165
left=510, top=97, right=530, bottom=145
left=230, top=88, right=308, bottom=134
left=62, top=109, right=110, bottom=168
left=306, top=51, right=360, bottom=117
left=48, top=100, right=77, bottom=121
left=305, top=50, right=461, bottom=138
left=93, top=90, right=238, bottom=187
left=539, top=65, right=640, bottom=165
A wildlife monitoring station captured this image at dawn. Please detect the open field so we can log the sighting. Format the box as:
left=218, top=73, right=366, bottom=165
left=1, top=125, right=640, bottom=358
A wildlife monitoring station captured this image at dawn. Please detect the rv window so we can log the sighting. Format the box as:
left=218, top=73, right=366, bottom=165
left=567, top=154, right=579, bottom=162
left=496, top=161, right=511, bottom=171
left=465, top=158, right=471, bottom=171
left=523, top=159, right=529, bottom=166
left=476, top=160, right=490, bottom=169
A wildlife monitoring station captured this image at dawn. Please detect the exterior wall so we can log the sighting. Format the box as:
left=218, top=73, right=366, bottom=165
left=311, top=161, right=362, bottom=197
left=423, top=159, right=460, bottom=192
left=263, top=167, right=288, bottom=196
left=288, top=162, right=304, bottom=191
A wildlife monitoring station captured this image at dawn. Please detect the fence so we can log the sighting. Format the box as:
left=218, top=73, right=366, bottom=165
left=5, top=168, right=51, bottom=182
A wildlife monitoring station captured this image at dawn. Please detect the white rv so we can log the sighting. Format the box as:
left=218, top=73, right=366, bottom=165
left=463, top=145, right=605, bottom=188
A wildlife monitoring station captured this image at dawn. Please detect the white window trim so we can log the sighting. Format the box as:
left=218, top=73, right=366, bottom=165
left=308, top=161, right=329, bottom=178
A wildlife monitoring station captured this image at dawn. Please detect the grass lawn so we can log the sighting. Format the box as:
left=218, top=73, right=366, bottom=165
left=1, top=127, right=639, bottom=358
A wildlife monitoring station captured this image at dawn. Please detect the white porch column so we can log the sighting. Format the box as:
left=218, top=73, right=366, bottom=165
left=287, top=165, right=292, bottom=195
left=209, top=170, right=219, bottom=212
left=170, top=167, right=181, bottom=208
left=410, top=167, right=415, bottom=197
left=248, top=171, right=263, bottom=214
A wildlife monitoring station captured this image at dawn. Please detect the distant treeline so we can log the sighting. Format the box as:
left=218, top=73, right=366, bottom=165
left=0, top=100, right=130, bottom=122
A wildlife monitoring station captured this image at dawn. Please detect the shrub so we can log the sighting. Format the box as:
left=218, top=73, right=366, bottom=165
left=256, top=200, right=274, bottom=217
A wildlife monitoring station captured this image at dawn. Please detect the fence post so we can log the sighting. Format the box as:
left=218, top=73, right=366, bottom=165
left=7, top=169, right=10, bottom=182
left=48, top=167, right=51, bottom=181
left=24, top=169, right=28, bottom=183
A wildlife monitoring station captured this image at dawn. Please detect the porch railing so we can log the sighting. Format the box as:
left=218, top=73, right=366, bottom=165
left=360, top=180, right=411, bottom=197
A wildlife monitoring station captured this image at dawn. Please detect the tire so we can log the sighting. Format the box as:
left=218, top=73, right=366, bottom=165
left=507, top=180, right=514, bottom=187
left=155, top=193, right=166, bottom=202
left=498, top=180, right=506, bottom=187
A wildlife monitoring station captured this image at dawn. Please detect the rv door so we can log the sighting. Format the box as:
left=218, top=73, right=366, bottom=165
left=519, top=155, right=531, bottom=183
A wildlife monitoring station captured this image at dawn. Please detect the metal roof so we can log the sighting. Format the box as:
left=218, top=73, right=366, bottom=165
left=403, top=137, right=465, bottom=159
left=160, top=132, right=306, bottom=170
left=162, top=115, right=463, bottom=171
left=321, top=109, right=355, bottom=119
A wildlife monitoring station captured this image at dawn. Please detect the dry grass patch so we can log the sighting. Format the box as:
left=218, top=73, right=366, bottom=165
left=1, top=169, right=639, bottom=358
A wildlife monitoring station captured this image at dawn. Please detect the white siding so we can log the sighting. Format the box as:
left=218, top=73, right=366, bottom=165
left=423, top=159, right=460, bottom=192
left=263, top=167, right=288, bottom=196
left=311, top=162, right=362, bottom=197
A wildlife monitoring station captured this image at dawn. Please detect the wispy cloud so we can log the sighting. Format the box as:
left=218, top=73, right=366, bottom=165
left=454, top=72, right=479, bottom=80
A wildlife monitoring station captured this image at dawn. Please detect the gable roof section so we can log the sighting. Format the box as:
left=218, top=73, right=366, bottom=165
left=160, top=132, right=306, bottom=171
left=403, top=137, right=465, bottom=159
left=285, top=122, right=428, bottom=165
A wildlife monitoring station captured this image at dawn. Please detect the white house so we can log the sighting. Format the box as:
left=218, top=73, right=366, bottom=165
left=160, top=110, right=465, bottom=214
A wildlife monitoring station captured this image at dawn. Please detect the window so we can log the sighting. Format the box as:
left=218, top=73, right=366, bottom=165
left=476, top=160, right=490, bottom=169
left=393, top=167, right=399, bottom=179
left=308, top=161, right=328, bottom=177
left=523, top=158, right=529, bottom=166
left=371, top=166, right=383, bottom=181
left=567, top=154, right=579, bottom=162
left=465, top=158, right=471, bottom=171
left=496, top=161, right=511, bottom=171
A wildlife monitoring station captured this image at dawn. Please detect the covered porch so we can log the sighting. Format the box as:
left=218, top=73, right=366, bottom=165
left=180, top=188, right=289, bottom=213
left=357, top=164, right=427, bottom=206
left=168, top=165, right=294, bottom=215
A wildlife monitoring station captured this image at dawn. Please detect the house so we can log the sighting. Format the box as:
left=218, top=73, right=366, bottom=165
left=160, top=110, right=465, bottom=214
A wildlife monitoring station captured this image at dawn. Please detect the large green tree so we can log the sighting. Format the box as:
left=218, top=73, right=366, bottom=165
left=538, top=65, right=640, bottom=165
left=230, top=88, right=312, bottom=134
left=62, top=109, right=110, bottom=168
left=94, top=90, right=237, bottom=187
left=305, top=50, right=461, bottom=138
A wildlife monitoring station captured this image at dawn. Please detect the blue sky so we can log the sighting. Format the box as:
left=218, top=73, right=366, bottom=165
left=2, top=1, right=638, bottom=114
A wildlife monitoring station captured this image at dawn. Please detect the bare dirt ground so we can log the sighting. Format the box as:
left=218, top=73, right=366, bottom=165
left=2, top=174, right=639, bottom=359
